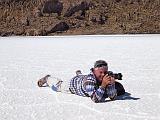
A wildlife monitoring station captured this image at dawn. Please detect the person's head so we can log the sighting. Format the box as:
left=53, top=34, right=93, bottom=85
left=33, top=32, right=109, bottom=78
left=92, top=60, right=108, bottom=82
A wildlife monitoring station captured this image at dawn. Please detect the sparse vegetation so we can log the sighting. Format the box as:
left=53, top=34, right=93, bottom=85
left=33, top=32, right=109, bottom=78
left=0, top=0, right=159, bottom=36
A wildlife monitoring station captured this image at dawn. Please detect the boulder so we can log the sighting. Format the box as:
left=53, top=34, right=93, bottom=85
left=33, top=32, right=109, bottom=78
left=41, top=0, right=63, bottom=16
left=64, top=1, right=93, bottom=17
left=46, top=22, right=69, bottom=35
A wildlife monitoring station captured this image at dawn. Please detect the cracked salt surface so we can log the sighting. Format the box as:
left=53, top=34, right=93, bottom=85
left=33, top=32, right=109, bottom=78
left=0, top=35, right=160, bottom=120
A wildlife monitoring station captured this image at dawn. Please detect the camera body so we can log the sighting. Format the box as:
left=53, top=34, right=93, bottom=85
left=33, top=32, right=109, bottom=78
left=107, top=71, right=123, bottom=80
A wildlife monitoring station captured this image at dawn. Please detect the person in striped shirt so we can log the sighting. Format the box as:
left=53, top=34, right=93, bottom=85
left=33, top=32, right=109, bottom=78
left=37, top=60, right=125, bottom=103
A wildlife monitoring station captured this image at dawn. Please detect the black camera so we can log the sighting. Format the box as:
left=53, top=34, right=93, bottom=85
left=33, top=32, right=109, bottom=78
left=107, top=71, right=123, bottom=80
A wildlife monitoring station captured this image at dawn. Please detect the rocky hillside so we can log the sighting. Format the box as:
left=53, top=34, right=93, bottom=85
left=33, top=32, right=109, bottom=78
left=0, top=0, right=160, bottom=36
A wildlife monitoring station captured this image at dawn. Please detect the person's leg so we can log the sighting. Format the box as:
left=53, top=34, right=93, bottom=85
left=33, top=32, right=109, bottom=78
left=46, top=76, right=63, bottom=92
left=47, top=76, right=71, bottom=93
left=115, top=81, right=125, bottom=96
left=37, top=75, right=62, bottom=90
left=59, top=80, right=71, bottom=93
left=37, top=75, right=71, bottom=93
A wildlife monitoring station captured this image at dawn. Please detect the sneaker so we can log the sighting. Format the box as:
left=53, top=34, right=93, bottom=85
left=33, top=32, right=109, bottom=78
left=37, top=75, right=51, bottom=87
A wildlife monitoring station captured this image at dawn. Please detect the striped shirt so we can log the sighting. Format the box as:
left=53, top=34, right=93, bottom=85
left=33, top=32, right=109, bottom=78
left=69, top=72, right=117, bottom=102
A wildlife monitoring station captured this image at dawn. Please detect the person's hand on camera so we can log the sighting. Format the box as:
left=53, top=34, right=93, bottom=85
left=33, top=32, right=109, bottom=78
left=101, top=74, right=111, bottom=88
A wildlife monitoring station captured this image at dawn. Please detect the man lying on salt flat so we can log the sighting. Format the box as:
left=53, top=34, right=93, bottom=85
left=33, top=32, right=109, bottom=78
left=37, top=60, right=125, bottom=103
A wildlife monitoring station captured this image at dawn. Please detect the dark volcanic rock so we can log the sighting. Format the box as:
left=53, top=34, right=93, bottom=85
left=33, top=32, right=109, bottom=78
left=42, top=0, right=63, bottom=16
left=46, top=22, right=69, bottom=35
left=64, top=1, right=93, bottom=17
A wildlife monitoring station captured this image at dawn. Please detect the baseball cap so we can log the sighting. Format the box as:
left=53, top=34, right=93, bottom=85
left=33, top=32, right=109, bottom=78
left=94, top=60, right=108, bottom=68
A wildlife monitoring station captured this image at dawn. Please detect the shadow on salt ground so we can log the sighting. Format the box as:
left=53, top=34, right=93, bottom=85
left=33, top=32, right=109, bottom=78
left=116, top=92, right=140, bottom=100
left=102, top=92, right=140, bottom=103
